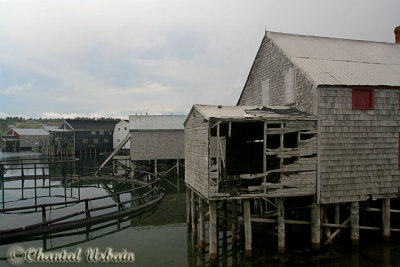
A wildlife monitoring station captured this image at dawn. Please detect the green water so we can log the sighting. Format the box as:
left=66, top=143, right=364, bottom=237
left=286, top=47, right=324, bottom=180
left=1, top=152, right=400, bottom=266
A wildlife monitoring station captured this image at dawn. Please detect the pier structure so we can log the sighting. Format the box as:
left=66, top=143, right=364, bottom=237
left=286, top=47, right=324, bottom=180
left=184, top=104, right=400, bottom=260
left=0, top=157, right=164, bottom=242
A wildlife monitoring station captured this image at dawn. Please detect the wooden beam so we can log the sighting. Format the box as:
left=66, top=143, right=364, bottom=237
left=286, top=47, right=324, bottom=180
left=350, top=202, right=359, bottom=246
left=243, top=199, right=252, bottom=256
left=232, top=200, right=238, bottom=245
left=154, top=160, right=158, bottom=177
left=263, top=122, right=267, bottom=194
left=186, top=188, right=191, bottom=231
left=335, top=205, right=340, bottom=224
left=216, top=123, right=220, bottom=175
left=382, top=198, right=390, bottom=240
left=311, top=200, right=321, bottom=250
left=324, top=217, right=350, bottom=245
left=277, top=198, right=285, bottom=254
left=209, top=201, right=217, bottom=261
left=191, top=190, right=197, bottom=237
left=199, top=197, right=205, bottom=248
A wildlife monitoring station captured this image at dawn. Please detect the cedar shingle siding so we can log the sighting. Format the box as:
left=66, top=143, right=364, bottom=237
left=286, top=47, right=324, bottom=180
left=319, top=88, right=400, bottom=203
left=237, top=36, right=315, bottom=114
left=130, top=131, right=184, bottom=160
left=184, top=109, right=210, bottom=197
left=237, top=32, right=400, bottom=204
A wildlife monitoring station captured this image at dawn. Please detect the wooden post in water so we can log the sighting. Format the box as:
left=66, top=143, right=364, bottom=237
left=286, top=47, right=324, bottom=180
left=191, top=190, right=197, bottom=236
left=350, top=201, right=359, bottom=246
left=311, top=199, right=321, bottom=250
left=335, top=205, right=340, bottom=224
left=209, top=200, right=217, bottom=261
left=277, top=198, right=285, bottom=254
left=199, top=197, right=205, bottom=248
left=232, top=199, right=238, bottom=245
left=382, top=198, right=390, bottom=240
left=186, top=188, right=191, bottom=231
left=1, top=164, right=5, bottom=210
left=222, top=201, right=227, bottom=231
left=176, top=159, right=179, bottom=177
left=176, top=159, right=180, bottom=192
left=243, top=199, right=252, bottom=256
left=34, top=164, right=37, bottom=211
left=154, top=160, right=158, bottom=177
left=42, top=206, right=47, bottom=224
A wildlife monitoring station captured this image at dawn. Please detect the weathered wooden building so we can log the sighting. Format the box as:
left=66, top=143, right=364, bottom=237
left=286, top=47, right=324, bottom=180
left=7, top=128, right=50, bottom=151
left=129, top=115, right=186, bottom=161
left=97, top=115, right=186, bottom=177
left=185, top=104, right=317, bottom=198
left=237, top=31, right=400, bottom=204
left=185, top=29, right=400, bottom=259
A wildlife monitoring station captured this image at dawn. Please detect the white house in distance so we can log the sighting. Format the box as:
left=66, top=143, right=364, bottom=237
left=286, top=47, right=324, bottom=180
left=113, top=120, right=130, bottom=150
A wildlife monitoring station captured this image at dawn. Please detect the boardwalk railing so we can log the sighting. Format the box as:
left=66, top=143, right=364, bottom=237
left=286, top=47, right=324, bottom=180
left=0, top=158, right=164, bottom=243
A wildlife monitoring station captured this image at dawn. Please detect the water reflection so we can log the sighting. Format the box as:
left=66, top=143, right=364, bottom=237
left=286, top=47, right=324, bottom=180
left=0, top=152, right=399, bottom=266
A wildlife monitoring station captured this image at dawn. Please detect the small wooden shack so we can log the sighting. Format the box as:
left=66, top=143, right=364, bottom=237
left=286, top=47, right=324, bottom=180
left=185, top=104, right=317, bottom=199
left=184, top=104, right=318, bottom=258
left=129, top=115, right=186, bottom=176
left=130, top=115, right=186, bottom=161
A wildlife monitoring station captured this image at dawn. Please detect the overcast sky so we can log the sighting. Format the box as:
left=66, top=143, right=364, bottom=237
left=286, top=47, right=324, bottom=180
left=0, top=0, right=399, bottom=119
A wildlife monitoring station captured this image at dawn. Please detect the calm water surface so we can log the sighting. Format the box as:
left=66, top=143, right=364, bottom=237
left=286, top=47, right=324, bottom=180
left=0, top=151, right=400, bottom=266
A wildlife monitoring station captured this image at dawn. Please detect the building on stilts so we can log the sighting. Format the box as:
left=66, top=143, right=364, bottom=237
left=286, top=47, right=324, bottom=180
left=184, top=28, right=400, bottom=260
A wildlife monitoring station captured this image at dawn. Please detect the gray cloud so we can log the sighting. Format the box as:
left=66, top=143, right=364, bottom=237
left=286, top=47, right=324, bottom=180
left=0, top=0, right=399, bottom=118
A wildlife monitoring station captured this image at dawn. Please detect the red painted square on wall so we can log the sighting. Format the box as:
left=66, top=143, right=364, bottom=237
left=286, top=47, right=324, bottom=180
left=352, top=88, right=374, bottom=109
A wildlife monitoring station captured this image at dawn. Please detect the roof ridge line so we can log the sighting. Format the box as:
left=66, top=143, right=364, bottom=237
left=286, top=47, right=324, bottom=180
left=292, top=56, right=400, bottom=66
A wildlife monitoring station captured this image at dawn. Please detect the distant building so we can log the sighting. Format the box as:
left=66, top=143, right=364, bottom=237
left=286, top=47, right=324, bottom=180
left=7, top=128, right=49, bottom=151
left=129, top=115, right=186, bottom=161
left=113, top=120, right=130, bottom=150
left=1, top=135, right=19, bottom=152
left=59, top=119, right=119, bottom=154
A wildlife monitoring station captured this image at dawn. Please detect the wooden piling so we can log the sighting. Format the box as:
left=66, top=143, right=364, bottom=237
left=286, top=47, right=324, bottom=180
left=350, top=201, right=359, bottom=246
left=382, top=198, right=390, bottom=240
left=277, top=198, right=285, bottom=254
left=154, top=160, right=158, bottom=177
left=199, top=197, right=205, bottom=248
left=191, top=190, right=197, bottom=236
left=335, top=205, right=340, bottom=224
left=243, top=199, right=252, bottom=256
left=176, top=159, right=180, bottom=177
left=209, top=201, right=217, bottom=261
left=222, top=201, right=227, bottom=230
left=311, top=200, right=321, bottom=250
left=232, top=199, right=238, bottom=245
left=186, top=188, right=191, bottom=231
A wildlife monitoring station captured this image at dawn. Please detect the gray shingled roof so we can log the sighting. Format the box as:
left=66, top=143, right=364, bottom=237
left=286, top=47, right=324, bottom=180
left=129, top=115, right=186, bottom=130
left=11, top=128, right=49, bottom=136
left=267, top=31, right=400, bottom=87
